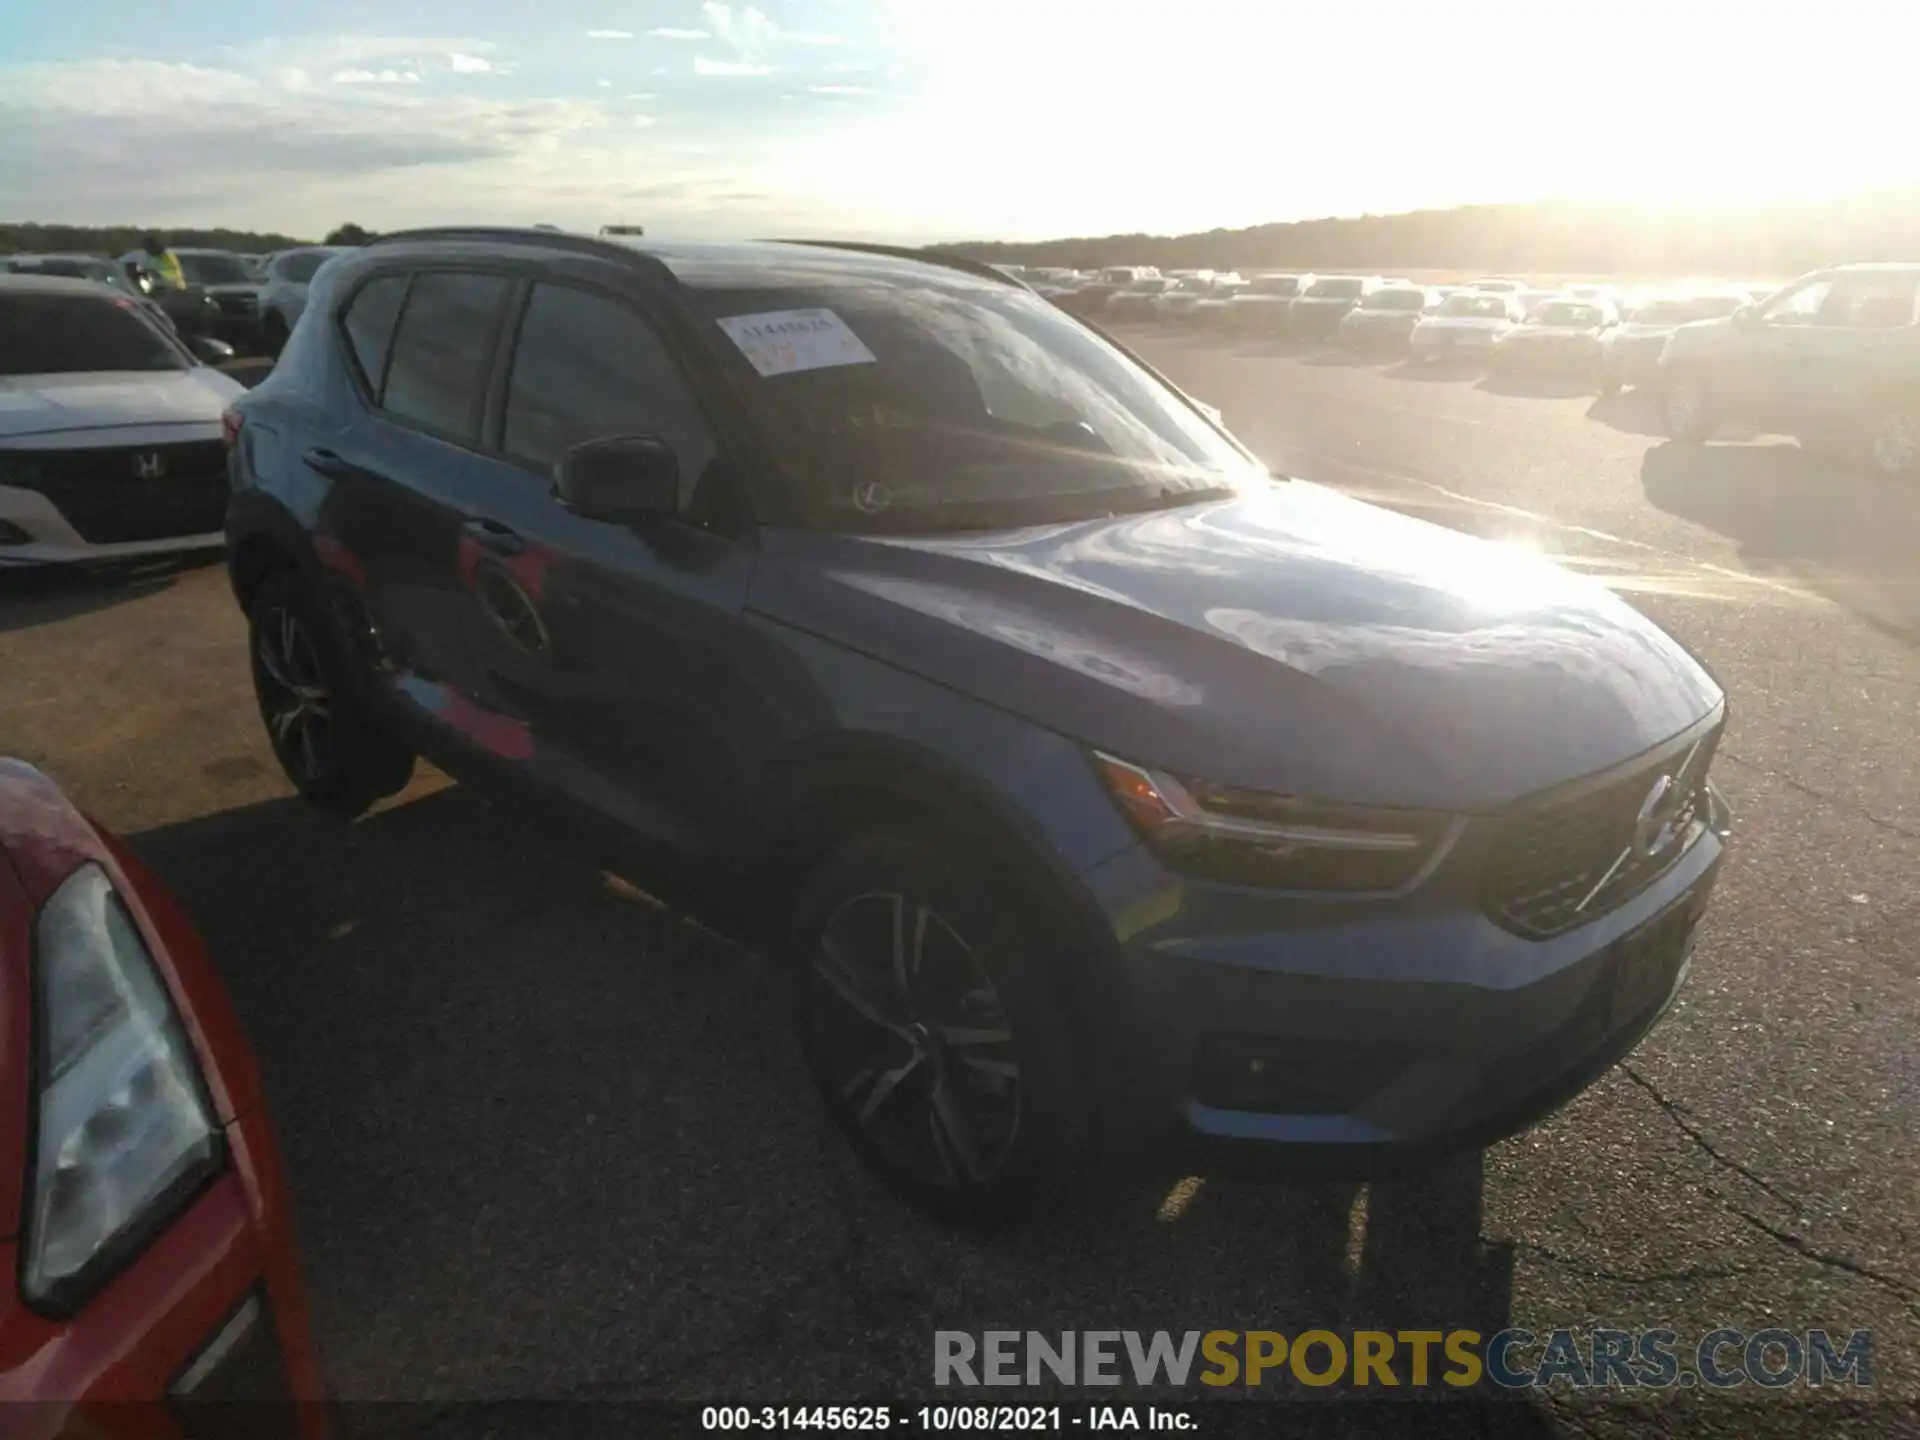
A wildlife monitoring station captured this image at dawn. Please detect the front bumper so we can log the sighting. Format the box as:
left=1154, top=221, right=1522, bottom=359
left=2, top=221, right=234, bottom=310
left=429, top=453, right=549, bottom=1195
left=0, top=432, right=231, bottom=565
left=1077, top=773, right=1731, bottom=1175
left=0, top=1167, right=324, bottom=1431
left=0, top=484, right=224, bottom=567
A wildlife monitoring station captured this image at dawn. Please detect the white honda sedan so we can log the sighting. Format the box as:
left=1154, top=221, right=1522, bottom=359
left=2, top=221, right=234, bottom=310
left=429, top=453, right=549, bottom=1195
left=0, top=275, right=243, bottom=566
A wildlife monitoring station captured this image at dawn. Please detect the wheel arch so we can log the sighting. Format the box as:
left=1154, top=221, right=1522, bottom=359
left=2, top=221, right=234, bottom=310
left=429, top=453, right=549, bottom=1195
left=747, top=731, right=1125, bottom=1015
left=226, top=499, right=312, bottom=614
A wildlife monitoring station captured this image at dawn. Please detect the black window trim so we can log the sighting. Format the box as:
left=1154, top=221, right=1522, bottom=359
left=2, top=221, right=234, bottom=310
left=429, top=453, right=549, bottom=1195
left=346, top=264, right=521, bottom=452
left=334, top=266, right=411, bottom=406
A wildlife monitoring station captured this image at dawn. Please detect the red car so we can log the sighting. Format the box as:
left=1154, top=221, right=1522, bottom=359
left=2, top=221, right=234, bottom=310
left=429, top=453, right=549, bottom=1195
left=0, top=759, right=324, bottom=1437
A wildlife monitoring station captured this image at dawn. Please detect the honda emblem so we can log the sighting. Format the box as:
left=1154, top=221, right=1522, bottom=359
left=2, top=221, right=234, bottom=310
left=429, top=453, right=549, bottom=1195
left=132, top=451, right=166, bottom=480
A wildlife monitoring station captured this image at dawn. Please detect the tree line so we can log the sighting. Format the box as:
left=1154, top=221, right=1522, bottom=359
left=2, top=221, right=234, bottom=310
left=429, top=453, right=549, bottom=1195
left=12, top=192, right=1920, bottom=277
left=936, top=190, right=1920, bottom=280
left=0, top=222, right=379, bottom=255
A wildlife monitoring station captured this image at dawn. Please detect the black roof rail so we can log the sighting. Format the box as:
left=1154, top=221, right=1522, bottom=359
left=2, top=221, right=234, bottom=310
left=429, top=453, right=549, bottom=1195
left=765, top=238, right=1030, bottom=289
left=365, top=226, right=676, bottom=278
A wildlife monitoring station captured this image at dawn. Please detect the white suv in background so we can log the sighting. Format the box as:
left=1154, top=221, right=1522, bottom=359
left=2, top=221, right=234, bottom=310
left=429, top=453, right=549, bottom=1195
left=258, top=246, right=353, bottom=353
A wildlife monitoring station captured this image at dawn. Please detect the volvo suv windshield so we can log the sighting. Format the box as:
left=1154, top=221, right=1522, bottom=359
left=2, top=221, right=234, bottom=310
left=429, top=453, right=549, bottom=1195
left=693, top=279, right=1259, bottom=534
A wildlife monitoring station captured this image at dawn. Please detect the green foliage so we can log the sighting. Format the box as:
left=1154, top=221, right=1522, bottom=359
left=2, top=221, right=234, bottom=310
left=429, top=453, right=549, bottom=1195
left=0, top=221, right=312, bottom=256
left=322, top=223, right=378, bottom=246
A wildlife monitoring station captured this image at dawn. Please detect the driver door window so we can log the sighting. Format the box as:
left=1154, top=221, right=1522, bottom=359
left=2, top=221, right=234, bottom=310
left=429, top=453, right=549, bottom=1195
left=1828, top=273, right=1919, bottom=329
left=1760, top=280, right=1834, bottom=326
left=500, top=283, right=716, bottom=504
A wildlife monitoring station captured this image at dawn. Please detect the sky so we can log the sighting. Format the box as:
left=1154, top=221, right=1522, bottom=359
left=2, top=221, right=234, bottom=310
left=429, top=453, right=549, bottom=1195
left=5, top=1, right=1920, bottom=244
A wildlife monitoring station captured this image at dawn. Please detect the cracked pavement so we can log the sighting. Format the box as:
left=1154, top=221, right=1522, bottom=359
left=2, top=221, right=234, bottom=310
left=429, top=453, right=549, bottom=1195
left=1, top=340, right=1916, bottom=1437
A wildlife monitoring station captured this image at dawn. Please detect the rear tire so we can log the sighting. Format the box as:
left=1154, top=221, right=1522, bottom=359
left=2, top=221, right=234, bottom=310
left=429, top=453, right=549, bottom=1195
left=1661, top=371, right=1718, bottom=442
left=249, top=570, right=414, bottom=817
left=1867, top=406, right=1920, bottom=478
left=788, top=832, right=1091, bottom=1227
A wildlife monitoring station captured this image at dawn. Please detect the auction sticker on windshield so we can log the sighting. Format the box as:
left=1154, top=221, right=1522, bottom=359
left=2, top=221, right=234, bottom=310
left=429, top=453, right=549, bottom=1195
left=716, top=308, right=878, bottom=378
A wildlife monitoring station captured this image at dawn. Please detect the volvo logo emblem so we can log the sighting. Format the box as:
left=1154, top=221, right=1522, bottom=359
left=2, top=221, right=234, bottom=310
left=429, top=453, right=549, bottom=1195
left=1632, top=773, right=1685, bottom=859
left=851, top=481, right=893, bottom=515
left=132, top=451, right=166, bottom=480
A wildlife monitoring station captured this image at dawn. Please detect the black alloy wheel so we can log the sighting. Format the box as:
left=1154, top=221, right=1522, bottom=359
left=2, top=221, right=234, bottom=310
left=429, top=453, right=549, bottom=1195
left=248, top=570, right=414, bottom=816
left=254, top=599, right=334, bottom=788
left=791, top=835, right=1088, bottom=1225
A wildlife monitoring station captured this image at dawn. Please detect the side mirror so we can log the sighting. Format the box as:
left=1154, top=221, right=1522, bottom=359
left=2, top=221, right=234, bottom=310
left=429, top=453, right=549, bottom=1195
left=554, top=434, right=680, bottom=524
left=188, top=335, right=235, bottom=365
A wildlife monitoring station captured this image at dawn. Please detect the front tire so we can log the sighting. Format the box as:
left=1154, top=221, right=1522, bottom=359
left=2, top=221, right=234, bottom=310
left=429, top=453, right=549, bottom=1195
left=249, top=570, right=414, bottom=816
left=789, top=833, right=1090, bottom=1227
left=261, top=310, right=290, bottom=357
left=1661, top=371, right=1718, bottom=442
left=1867, top=406, right=1920, bottom=478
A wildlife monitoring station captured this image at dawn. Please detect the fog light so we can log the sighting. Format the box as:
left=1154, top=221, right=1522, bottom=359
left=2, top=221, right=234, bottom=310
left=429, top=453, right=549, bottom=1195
left=1193, top=1032, right=1396, bottom=1115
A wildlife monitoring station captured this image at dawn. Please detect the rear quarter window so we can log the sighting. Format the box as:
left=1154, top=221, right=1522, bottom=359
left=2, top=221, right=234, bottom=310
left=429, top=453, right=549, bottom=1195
left=340, top=274, right=408, bottom=396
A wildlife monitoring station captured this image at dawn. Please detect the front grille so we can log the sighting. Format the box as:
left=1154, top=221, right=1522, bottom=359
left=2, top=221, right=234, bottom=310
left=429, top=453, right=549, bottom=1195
left=1482, top=723, right=1721, bottom=939
left=0, top=440, right=228, bottom=544
left=213, top=292, right=259, bottom=316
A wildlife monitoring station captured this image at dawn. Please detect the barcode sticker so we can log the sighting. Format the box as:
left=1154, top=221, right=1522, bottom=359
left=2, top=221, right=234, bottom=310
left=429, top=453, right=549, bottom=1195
left=715, top=308, right=878, bottom=378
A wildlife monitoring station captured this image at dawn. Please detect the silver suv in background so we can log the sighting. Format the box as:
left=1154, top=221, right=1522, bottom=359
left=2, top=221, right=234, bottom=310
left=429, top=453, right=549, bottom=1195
left=259, top=246, right=354, bottom=353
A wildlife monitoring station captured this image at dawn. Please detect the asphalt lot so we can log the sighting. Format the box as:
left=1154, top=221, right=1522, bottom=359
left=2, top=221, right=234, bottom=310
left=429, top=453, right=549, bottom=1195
left=3, top=338, right=1918, bottom=1436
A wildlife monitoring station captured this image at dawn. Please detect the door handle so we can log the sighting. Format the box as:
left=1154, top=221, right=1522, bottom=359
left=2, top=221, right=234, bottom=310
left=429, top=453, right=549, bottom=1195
left=303, top=446, right=355, bottom=478
left=462, top=517, right=526, bottom=556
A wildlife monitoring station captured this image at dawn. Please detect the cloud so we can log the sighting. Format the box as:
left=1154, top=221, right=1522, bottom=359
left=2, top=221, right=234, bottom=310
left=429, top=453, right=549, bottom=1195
left=649, top=28, right=710, bottom=39
left=695, top=57, right=776, bottom=76
left=585, top=29, right=635, bottom=39
left=627, top=91, right=659, bottom=99
left=785, top=32, right=847, bottom=44
left=807, top=84, right=873, bottom=94
left=448, top=52, right=494, bottom=74
left=701, top=3, right=777, bottom=55
left=332, top=68, right=422, bottom=84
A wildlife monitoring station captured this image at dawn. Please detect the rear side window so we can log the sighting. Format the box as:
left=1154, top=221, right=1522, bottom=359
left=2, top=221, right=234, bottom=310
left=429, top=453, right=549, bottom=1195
left=279, top=252, right=329, bottom=283
left=382, top=272, right=512, bottom=444
left=340, top=275, right=407, bottom=395
left=501, top=283, right=715, bottom=497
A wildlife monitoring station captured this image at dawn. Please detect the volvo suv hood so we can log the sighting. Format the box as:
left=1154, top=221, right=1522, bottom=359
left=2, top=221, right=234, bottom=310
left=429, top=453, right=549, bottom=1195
left=751, top=483, right=1723, bottom=812
left=0, top=370, right=243, bottom=440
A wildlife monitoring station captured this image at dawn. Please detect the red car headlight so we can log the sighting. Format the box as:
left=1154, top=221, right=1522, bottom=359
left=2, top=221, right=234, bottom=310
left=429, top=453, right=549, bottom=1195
left=22, top=864, right=224, bottom=1315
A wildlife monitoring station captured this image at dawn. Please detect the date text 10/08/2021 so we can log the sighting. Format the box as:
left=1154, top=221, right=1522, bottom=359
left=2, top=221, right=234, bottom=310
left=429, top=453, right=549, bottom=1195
left=703, top=1408, right=1192, bottom=1431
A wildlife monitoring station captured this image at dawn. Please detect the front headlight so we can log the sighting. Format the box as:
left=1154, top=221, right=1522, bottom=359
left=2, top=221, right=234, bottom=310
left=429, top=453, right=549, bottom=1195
left=1090, top=751, right=1453, bottom=892
left=24, top=865, right=223, bottom=1314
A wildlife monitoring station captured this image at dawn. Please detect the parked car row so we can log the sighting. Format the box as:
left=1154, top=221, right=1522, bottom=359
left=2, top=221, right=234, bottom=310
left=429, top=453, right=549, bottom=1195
left=2, top=245, right=356, bottom=358
left=1008, top=256, right=1920, bottom=479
